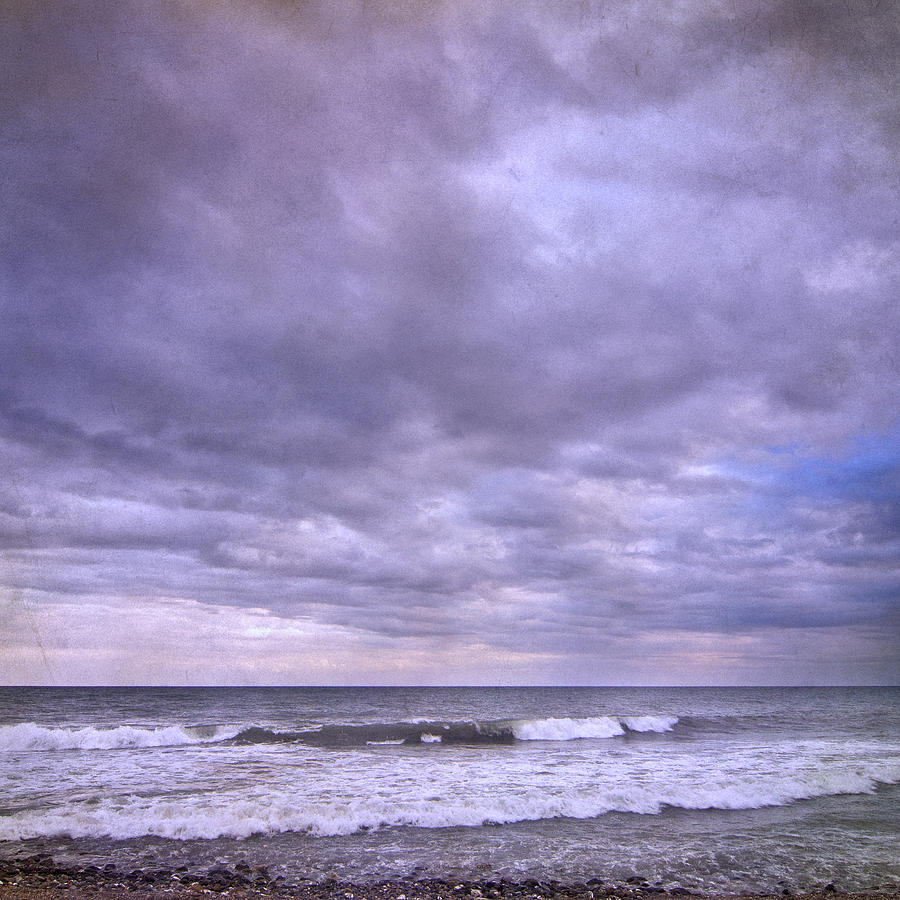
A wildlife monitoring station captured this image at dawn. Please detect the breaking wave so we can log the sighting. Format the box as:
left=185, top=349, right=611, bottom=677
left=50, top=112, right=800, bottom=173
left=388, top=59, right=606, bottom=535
left=230, top=715, right=679, bottom=748
left=508, top=715, right=678, bottom=741
left=0, top=716, right=678, bottom=753
left=2, top=759, right=897, bottom=842
left=0, top=722, right=239, bottom=752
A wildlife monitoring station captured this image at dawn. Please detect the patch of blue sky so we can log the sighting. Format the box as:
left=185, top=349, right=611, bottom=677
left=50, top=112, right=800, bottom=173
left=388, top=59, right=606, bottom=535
left=783, top=429, right=900, bottom=506
left=724, top=428, right=900, bottom=506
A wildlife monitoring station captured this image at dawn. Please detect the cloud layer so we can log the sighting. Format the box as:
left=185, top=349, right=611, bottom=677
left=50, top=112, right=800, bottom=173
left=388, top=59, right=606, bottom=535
left=2, top=0, right=898, bottom=684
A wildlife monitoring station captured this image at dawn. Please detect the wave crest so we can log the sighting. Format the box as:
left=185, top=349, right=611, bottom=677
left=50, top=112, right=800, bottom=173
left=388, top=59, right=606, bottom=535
left=0, top=722, right=238, bottom=752
left=508, top=715, right=678, bottom=741
left=0, top=714, right=678, bottom=753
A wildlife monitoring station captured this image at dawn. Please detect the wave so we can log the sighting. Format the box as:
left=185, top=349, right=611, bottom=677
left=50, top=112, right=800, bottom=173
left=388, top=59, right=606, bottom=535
left=507, top=715, right=678, bottom=741
left=0, top=716, right=678, bottom=752
left=622, top=715, right=680, bottom=733
left=0, top=722, right=239, bottom=752
left=2, top=759, right=897, bottom=841
left=230, top=715, right=678, bottom=748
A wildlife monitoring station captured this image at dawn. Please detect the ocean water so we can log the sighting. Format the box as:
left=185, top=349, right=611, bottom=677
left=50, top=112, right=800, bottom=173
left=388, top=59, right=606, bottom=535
left=1, top=686, right=898, bottom=893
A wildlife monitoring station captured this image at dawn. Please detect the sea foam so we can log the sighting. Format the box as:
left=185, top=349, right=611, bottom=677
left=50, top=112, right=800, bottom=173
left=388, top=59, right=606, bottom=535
left=0, top=722, right=238, bottom=752
left=509, top=715, right=677, bottom=741
left=1, top=756, right=898, bottom=842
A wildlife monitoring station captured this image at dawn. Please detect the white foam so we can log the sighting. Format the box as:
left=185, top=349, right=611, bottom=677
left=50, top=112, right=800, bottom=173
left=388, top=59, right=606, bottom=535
left=508, top=715, right=678, bottom=740
left=511, top=716, right=626, bottom=740
left=2, top=756, right=898, bottom=842
left=0, top=722, right=239, bottom=752
left=420, top=733, right=443, bottom=743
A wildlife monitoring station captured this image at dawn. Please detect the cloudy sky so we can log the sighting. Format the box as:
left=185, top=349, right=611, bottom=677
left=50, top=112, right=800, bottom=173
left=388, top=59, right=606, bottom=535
left=2, top=0, right=898, bottom=686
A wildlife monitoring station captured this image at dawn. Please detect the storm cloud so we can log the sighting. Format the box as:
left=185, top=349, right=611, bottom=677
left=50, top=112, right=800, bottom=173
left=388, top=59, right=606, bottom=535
left=2, top=0, right=898, bottom=684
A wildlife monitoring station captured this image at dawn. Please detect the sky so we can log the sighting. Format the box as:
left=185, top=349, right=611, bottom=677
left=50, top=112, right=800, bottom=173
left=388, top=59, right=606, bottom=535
left=1, top=0, right=898, bottom=686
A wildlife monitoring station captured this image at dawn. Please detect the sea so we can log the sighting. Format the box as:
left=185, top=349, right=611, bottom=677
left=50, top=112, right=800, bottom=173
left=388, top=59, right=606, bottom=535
left=1, top=686, right=898, bottom=894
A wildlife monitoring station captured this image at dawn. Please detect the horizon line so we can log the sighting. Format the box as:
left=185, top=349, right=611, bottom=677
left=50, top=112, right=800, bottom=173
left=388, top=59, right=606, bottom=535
left=2, top=683, right=898, bottom=689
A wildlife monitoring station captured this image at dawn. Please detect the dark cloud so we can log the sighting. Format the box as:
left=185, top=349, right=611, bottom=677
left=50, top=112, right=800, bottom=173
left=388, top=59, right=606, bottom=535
left=1, top=0, right=898, bottom=684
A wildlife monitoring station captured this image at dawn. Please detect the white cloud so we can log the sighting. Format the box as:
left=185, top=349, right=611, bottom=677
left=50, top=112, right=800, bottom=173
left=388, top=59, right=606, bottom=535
left=805, top=240, right=899, bottom=295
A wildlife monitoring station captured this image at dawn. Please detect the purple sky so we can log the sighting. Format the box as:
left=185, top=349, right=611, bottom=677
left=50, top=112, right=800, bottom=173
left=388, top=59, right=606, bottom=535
left=2, top=0, right=898, bottom=685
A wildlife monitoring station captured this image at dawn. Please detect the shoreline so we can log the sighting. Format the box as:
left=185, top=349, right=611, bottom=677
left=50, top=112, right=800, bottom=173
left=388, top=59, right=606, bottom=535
left=1, top=858, right=898, bottom=900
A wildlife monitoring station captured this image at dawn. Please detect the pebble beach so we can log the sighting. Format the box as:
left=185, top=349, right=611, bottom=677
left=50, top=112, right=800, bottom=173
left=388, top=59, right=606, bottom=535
left=3, top=857, right=899, bottom=900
